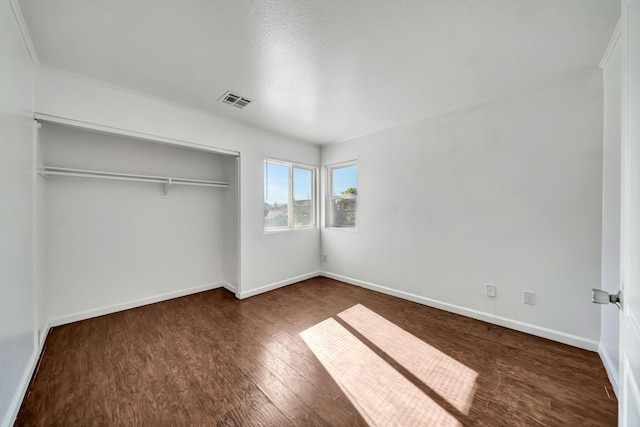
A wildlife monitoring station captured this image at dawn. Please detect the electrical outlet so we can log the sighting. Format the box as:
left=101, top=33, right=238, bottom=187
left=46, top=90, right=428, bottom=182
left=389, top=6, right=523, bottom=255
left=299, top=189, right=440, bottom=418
left=485, top=284, right=497, bottom=298
left=323, top=254, right=328, bottom=262
left=524, top=291, right=536, bottom=305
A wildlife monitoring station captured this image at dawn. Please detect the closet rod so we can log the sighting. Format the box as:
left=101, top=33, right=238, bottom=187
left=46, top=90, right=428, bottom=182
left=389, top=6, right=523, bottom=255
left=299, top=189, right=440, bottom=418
left=38, top=166, right=230, bottom=194
left=40, top=166, right=228, bottom=186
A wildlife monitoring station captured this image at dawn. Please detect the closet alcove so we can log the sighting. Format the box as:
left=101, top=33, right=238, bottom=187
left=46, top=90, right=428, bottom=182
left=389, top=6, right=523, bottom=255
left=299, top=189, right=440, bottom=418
left=36, top=121, right=239, bottom=333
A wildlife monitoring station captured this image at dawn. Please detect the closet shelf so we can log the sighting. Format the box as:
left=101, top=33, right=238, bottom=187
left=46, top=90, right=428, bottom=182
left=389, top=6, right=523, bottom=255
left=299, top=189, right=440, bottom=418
left=38, top=166, right=229, bottom=196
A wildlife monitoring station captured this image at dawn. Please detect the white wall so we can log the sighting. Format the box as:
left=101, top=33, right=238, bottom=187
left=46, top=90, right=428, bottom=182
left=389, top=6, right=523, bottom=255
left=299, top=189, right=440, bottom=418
left=600, top=33, right=622, bottom=392
left=0, top=1, right=35, bottom=426
left=34, top=66, right=321, bottom=300
left=321, top=68, right=604, bottom=349
left=39, top=124, right=236, bottom=324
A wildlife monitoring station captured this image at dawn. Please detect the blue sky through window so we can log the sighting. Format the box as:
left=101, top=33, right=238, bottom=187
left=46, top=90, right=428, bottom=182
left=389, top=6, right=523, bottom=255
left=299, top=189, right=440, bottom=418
left=264, top=162, right=288, bottom=204
left=293, top=168, right=312, bottom=201
left=265, top=161, right=357, bottom=204
left=264, top=162, right=317, bottom=204
left=332, top=165, right=358, bottom=196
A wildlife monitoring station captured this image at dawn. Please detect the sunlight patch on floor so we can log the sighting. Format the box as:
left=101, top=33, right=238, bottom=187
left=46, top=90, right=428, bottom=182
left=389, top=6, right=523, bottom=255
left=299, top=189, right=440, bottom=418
left=338, top=304, right=478, bottom=415
left=300, top=318, right=461, bottom=427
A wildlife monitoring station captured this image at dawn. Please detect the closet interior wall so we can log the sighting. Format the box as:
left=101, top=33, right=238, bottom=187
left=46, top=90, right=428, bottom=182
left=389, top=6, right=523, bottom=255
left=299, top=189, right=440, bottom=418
left=37, top=123, right=239, bottom=330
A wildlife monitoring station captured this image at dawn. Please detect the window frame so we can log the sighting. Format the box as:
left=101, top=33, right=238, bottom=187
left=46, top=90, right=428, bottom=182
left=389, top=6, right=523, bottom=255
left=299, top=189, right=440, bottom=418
left=263, top=158, right=317, bottom=233
left=326, top=160, right=358, bottom=230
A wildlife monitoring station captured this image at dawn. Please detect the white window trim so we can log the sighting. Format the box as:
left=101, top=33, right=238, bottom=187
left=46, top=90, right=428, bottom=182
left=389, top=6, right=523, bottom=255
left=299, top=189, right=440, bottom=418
left=325, top=160, right=358, bottom=231
left=264, top=158, right=317, bottom=233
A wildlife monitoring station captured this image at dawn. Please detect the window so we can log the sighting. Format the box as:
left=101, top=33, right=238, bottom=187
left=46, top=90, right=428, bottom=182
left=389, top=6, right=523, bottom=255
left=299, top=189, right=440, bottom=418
left=327, top=161, right=358, bottom=228
left=264, top=159, right=316, bottom=231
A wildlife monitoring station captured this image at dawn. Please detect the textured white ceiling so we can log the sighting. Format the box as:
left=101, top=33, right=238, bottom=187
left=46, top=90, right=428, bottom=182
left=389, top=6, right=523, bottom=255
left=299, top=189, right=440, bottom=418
left=19, top=0, right=619, bottom=144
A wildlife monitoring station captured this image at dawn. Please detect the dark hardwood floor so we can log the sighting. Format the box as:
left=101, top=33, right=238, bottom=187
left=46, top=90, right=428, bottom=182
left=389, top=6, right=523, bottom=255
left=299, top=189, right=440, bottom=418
left=16, top=277, right=616, bottom=426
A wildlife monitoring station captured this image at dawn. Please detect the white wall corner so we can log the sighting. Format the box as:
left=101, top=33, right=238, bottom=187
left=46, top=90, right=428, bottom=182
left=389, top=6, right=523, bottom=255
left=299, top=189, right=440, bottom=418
left=320, top=271, right=600, bottom=352
left=8, top=0, right=38, bottom=66
left=238, top=271, right=321, bottom=299
left=600, top=17, right=623, bottom=69
left=598, top=342, right=620, bottom=399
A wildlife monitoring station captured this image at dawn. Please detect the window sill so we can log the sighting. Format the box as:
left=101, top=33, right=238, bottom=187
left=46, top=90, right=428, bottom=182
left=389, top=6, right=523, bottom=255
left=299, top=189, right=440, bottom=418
left=264, top=226, right=318, bottom=235
left=325, top=227, right=358, bottom=232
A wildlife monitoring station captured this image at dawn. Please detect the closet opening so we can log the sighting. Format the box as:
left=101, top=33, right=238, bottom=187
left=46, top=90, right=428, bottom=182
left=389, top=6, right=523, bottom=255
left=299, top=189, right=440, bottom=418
left=35, top=119, right=240, bottom=334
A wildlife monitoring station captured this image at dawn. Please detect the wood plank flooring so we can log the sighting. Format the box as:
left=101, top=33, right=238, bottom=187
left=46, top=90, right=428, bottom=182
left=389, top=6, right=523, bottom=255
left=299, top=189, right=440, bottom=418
left=16, top=277, right=617, bottom=426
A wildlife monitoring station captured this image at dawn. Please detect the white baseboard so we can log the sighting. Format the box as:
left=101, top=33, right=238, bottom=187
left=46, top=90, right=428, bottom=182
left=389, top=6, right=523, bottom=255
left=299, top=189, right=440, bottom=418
left=2, top=347, right=39, bottom=427
left=222, top=282, right=237, bottom=294
left=239, top=271, right=320, bottom=299
left=3, top=321, right=51, bottom=427
left=38, top=322, right=50, bottom=350
left=3, top=320, right=50, bottom=427
left=320, top=271, right=599, bottom=351
left=598, top=342, right=620, bottom=398
left=49, top=281, right=226, bottom=327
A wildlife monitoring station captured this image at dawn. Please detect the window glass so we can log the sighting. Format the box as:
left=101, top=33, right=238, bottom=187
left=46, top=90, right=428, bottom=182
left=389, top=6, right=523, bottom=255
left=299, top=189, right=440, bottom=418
left=331, top=165, right=358, bottom=197
left=293, top=167, right=313, bottom=227
left=327, top=162, right=357, bottom=228
left=264, top=159, right=316, bottom=231
left=264, top=161, right=289, bottom=229
left=329, top=198, right=357, bottom=228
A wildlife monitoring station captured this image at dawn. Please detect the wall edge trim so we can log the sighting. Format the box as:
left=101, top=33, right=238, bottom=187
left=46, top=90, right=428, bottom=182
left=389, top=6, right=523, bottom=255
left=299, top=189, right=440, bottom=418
left=222, top=282, right=237, bottom=293
left=8, top=0, right=39, bottom=66
left=38, top=321, right=50, bottom=352
left=48, top=281, right=225, bottom=327
left=598, top=342, right=620, bottom=398
left=2, top=331, right=44, bottom=427
left=238, top=271, right=321, bottom=299
left=320, top=271, right=599, bottom=351
left=600, top=17, right=623, bottom=69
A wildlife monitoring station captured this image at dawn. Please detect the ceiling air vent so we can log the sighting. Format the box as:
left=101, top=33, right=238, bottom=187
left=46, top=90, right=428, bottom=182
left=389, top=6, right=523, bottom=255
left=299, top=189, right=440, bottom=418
left=219, top=91, right=253, bottom=109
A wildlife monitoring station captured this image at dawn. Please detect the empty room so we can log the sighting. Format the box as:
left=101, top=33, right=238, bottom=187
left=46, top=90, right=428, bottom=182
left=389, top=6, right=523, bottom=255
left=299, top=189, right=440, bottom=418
left=2, top=0, right=640, bottom=426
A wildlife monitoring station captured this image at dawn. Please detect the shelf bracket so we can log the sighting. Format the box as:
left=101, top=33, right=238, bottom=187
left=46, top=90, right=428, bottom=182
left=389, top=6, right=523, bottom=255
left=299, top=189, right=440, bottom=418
left=163, top=178, right=172, bottom=198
